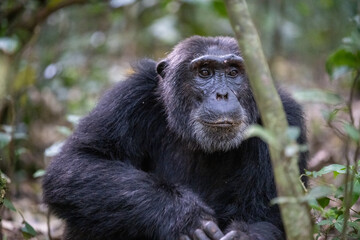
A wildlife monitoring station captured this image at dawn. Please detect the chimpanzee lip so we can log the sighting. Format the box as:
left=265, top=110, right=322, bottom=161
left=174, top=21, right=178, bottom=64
left=200, top=120, right=240, bottom=128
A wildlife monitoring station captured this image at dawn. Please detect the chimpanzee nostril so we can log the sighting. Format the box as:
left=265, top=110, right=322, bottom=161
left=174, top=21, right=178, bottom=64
left=216, top=92, right=229, bottom=101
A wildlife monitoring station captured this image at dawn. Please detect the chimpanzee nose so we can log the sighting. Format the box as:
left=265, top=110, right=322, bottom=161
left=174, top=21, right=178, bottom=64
left=216, top=92, right=229, bottom=101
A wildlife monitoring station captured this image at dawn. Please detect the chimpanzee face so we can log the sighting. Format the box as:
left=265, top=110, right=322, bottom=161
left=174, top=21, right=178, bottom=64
left=157, top=36, right=258, bottom=152
left=187, top=53, right=254, bottom=152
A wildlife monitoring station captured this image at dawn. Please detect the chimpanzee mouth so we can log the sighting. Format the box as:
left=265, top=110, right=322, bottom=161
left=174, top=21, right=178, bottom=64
left=200, top=120, right=241, bottom=128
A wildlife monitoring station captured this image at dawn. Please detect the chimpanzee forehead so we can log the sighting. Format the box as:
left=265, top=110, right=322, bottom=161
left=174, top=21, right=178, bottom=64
left=205, top=44, right=239, bottom=56
left=190, top=54, right=244, bottom=69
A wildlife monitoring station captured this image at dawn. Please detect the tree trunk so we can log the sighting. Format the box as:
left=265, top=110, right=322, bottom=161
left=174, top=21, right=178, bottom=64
left=0, top=54, right=11, bottom=106
left=224, top=0, right=313, bottom=239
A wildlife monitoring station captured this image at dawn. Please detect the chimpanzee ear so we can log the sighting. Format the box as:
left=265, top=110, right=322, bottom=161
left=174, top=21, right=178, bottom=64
left=156, top=60, right=168, bottom=78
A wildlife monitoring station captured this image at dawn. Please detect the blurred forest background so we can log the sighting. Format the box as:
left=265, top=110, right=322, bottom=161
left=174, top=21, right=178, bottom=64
left=0, top=0, right=360, bottom=239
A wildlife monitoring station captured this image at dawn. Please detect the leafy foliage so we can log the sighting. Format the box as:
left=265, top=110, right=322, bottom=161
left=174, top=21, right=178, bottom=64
left=306, top=14, right=360, bottom=240
left=2, top=197, right=37, bottom=238
left=0, top=171, right=6, bottom=206
left=326, top=15, right=360, bottom=79
left=326, top=49, right=360, bottom=78
left=306, top=163, right=360, bottom=239
left=21, top=221, right=37, bottom=239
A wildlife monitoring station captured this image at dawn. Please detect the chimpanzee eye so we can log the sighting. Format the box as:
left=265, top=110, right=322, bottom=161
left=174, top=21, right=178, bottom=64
left=228, top=69, right=239, bottom=77
left=199, top=68, right=212, bottom=78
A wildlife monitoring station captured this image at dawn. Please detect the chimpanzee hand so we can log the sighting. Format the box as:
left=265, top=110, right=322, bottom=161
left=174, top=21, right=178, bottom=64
left=179, top=221, right=249, bottom=240
left=179, top=221, right=284, bottom=240
left=179, top=221, right=223, bottom=240
left=222, top=221, right=285, bottom=240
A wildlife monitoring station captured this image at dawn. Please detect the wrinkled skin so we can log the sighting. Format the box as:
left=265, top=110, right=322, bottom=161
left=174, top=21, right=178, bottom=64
left=43, top=36, right=307, bottom=240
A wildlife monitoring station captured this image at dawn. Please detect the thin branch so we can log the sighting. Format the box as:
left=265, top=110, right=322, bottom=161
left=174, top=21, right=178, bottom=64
left=47, top=210, right=52, bottom=240
left=328, top=197, right=360, bottom=215
left=327, top=121, right=346, bottom=140
left=35, top=0, right=88, bottom=27
left=341, top=70, right=360, bottom=239
left=348, top=71, right=360, bottom=124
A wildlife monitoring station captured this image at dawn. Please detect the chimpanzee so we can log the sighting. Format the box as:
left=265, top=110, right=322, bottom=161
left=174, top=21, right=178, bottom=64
left=42, top=36, right=307, bottom=240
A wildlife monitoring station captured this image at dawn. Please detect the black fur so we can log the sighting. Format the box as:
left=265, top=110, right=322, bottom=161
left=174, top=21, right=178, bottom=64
left=43, top=36, right=307, bottom=240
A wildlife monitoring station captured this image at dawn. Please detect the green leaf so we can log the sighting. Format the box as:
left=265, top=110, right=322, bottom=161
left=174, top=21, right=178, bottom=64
left=351, top=192, right=360, bottom=207
left=21, top=221, right=37, bottom=239
left=344, top=123, right=360, bottom=143
left=322, top=108, right=341, bottom=123
left=308, top=199, right=321, bottom=210
left=351, top=180, right=360, bottom=206
left=354, top=180, right=360, bottom=194
left=245, top=125, right=280, bottom=147
left=293, top=89, right=342, bottom=104
left=334, top=220, right=343, bottom=233
left=317, top=197, right=330, bottom=208
left=270, top=196, right=298, bottom=205
left=3, top=199, right=16, bottom=212
left=348, top=221, right=360, bottom=231
left=326, top=48, right=360, bottom=78
left=333, top=171, right=341, bottom=178
left=33, top=169, right=46, bottom=178
left=304, top=186, right=333, bottom=201
left=331, top=66, right=351, bottom=79
left=324, top=207, right=343, bottom=219
left=306, top=164, right=347, bottom=178
left=0, top=132, right=11, bottom=148
left=317, top=219, right=333, bottom=226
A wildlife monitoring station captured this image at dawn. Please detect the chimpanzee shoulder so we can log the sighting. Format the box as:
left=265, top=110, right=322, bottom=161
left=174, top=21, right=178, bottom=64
left=70, top=58, right=165, bottom=163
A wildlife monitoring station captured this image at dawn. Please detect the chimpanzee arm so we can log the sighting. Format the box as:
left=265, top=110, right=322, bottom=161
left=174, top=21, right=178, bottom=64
left=43, top=147, right=215, bottom=239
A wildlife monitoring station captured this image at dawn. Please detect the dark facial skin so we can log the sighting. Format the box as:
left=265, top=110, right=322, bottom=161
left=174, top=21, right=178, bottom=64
left=190, top=54, right=244, bottom=126
left=187, top=54, right=251, bottom=152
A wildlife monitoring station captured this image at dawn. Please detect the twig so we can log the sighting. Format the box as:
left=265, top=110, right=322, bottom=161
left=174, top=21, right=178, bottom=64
left=47, top=210, right=52, bottom=240
left=341, top=70, right=360, bottom=239
left=35, top=0, right=88, bottom=28
left=327, top=197, right=360, bottom=214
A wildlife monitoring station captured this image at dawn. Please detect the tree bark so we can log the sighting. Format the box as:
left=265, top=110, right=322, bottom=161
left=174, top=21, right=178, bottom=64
left=224, top=0, right=313, bottom=239
left=0, top=54, right=11, bottom=112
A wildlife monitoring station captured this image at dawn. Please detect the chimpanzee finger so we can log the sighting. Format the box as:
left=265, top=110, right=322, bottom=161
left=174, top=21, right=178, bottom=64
left=179, top=235, right=191, bottom=240
left=194, top=229, right=211, bottom=240
left=220, top=230, right=250, bottom=240
left=203, top=221, right=225, bottom=240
